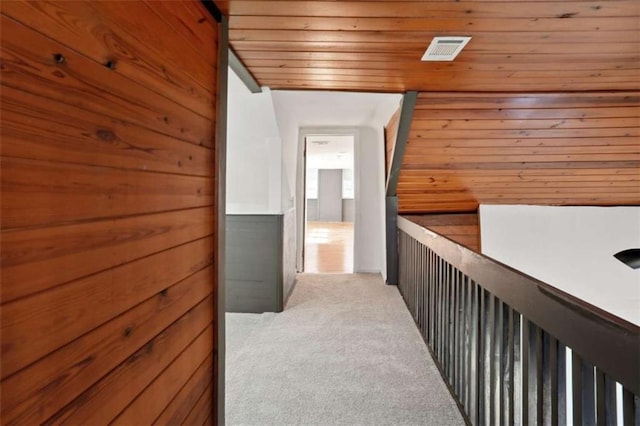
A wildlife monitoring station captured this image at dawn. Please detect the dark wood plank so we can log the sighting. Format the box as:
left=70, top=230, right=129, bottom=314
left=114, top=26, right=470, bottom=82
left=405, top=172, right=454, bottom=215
left=1, top=157, right=214, bottom=229
left=0, top=266, right=213, bottom=425
left=111, top=321, right=214, bottom=425
left=1, top=1, right=216, bottom=118
left=1, top=207, right=214, bottom=303
left=0, top=15, right=213, bottom=147
left=154, top=354, right=214, bottom=425
left=183, top=381, right=214, bottom=426
left=45, top=305, right=214, bottom=424
left=0, top=85, right=214, bottom=176
left=1, top=237, right=214, bottom=379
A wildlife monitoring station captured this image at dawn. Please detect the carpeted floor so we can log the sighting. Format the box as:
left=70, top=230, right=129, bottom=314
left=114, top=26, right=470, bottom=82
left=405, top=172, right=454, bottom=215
left=225, top=273, right=465, bottom=426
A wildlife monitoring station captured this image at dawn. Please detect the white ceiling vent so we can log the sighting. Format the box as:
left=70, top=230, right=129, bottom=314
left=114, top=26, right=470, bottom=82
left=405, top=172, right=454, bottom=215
left=421, top=36, right=472, bottom=61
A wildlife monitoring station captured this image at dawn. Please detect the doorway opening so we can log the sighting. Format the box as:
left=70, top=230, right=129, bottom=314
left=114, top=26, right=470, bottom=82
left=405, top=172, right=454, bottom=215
left=304, top=134, right=355, bottom=273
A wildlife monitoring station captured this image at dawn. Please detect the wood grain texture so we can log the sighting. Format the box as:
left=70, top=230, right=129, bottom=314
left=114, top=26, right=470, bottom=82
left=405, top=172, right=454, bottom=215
left=0, top=15, right=213, bottom=147
left=47, top=305, right=214, bottom=424
left=1, top=157, right=214, bottom=229
left=1, top=266, right=213, bottom=425
left=1, top=1, right=218, bottom=424
left=1, top=1, right=216, bottom=119
left=397, top=92, right=640, bottom=213
left=216, top=0, right=639, bottom=92
left=0, top=85, right=214, bottom=176
left=155, top=355, right=214, bottom=425
left=403, top=214, right=480, bottom=252
left=2, top=237, right=214, bottom=378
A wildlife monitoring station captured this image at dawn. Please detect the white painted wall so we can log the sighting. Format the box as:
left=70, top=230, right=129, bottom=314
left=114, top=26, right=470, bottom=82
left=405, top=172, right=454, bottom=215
left=226, top=68, right=283, bottom=213
left=479, top=205, right=640, bottom=326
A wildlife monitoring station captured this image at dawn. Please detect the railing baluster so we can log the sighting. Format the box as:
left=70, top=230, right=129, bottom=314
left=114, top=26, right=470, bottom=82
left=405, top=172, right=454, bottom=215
left=448, top=264, right=454, bottom=382
left=528, top=322, right=543, bottom=426
left=440, top=256, right=445, bottom=364
left=444, top=263, right=450, bottom=376
left=582, top=362, right=596, bottom=426
left=514, top=312, right=523, bottom=426
left=447, top=264, right=452, bottom=379
left=622, top=387, right=638, bottom=426
left=503, top=305, right=515, bottom=426
left=433, top=256, right=442, bottom=362
left=572, top=351, right=583, bottom=425
left=422, top=245, right=427, bottom=341
left=460, top=273, right=469, bottom=413
left=558, top=344, right=567, bottom=426
left=428, top=249, right=434, bottom=347
left=478, top=288, right=487, bottom=425
left=604, top=374, right=617, bottom=425
left=470, top=281, right=479, bottom=425
left=451, top=267, right=458, bottom=390
left=465, top=277, right=474, bottom=417
left=595, top=368, right=605, bottom=426
left=522, top=318, right=530, bottom=426
left=542, top=333, right=558, bottom=426
left=489, top=295, right=497, bottom=426
left=494, top=299, right=503, bottom=426
left=456, top=270, right=463, bottom=399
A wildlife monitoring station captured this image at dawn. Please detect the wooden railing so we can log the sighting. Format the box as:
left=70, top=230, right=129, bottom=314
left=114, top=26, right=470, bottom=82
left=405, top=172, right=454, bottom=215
left=397, top=216, right=639, bottom=426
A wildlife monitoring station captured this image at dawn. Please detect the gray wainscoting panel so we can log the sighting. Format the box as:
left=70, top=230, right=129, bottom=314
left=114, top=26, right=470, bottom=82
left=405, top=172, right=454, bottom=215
left=226, top=211, right=297, bottom=313
left=282, top=208, right=297, bottom=306
left=306, top=199, right=319, bottom=221
left=342, top=199, right=355, bottom=222
left=226, top=215, right=281, bottom=313
left=308, top=198, right=353, bottom=222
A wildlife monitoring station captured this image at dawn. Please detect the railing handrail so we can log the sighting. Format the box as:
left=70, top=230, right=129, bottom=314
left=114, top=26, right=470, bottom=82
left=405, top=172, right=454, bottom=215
left=398, top=215, right=640, bottom=396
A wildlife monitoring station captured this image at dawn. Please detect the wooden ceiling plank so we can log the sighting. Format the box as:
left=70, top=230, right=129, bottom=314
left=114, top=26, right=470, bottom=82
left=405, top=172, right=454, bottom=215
left=401, top=107, right=640, bottom=120
left=234, top=41, right=639, bottom=56
left=401, top=161, right=640, bottom=170
left=218, top=1, right=638, bottom=19
left=399, top=168, right=640, bottom=176
left=230, top=29, right=640, bottom=44
left=229, top=16, right=638, bottom=32
left=411, top=117, right=640, bottom=130
left=404, top=138, right=640, bottom=149
left=243, top=59, right=640, bottom=72
left=236, top=50, right=639, bottom=62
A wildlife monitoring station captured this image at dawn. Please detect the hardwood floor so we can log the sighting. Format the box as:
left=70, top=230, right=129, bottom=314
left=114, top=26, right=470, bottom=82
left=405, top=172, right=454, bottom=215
left=304, top=221, right=353, bottom=273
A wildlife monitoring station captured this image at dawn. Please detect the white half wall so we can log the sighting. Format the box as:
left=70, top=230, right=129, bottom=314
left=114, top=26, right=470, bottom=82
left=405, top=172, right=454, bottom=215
left=226, top=68, right=283, bottom=214
left=479, top=205, right=640, bottom=326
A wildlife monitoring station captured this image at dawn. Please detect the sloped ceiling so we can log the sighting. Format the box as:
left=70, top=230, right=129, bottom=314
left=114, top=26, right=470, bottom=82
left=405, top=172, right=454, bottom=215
left=216, top=1, right=639, bottom=213
left=215, top=0, right=638, bottom=92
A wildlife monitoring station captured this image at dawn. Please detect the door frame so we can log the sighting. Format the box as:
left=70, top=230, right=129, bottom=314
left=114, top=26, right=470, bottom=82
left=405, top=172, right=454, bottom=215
left=296, top=127, right=360, bottom=273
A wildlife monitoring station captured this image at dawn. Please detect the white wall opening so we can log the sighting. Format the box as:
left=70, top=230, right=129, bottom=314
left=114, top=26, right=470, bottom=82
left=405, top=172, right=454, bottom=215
left=303, top=134, right=356, bottom=273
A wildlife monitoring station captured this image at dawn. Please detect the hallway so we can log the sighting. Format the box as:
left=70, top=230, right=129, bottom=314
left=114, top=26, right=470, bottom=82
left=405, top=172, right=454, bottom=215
left=225, top=274, right=464, bottom=425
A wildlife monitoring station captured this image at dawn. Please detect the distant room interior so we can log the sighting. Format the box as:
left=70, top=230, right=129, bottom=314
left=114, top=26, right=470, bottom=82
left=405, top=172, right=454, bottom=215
left=304, top=135, right=355, bottom=273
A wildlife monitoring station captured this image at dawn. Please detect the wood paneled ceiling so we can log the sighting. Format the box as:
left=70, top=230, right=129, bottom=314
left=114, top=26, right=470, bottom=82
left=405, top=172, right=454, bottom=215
left=217, top=1, right=639, bottom=214
left=215, top=0, right=639, bottom=92
left=397, top=92, right=640, bottom=213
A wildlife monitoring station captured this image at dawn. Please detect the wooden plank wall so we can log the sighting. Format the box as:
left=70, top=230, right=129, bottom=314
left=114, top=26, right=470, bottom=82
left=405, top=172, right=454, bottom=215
left=1, top=1, right=219, bottom=424
left=402, top=214, right=480, bottom=253
left=398, top=92, right=640, bottom=213
left=385, top=106, right=401, bottom=179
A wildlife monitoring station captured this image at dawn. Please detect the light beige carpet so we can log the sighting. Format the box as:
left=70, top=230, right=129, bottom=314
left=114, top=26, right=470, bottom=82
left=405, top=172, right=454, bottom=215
left=226, top=273, right=465, bottom=426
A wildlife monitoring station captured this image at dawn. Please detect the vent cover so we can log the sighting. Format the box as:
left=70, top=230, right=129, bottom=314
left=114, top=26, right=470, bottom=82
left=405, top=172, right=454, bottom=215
left=421, top=36, right=472, bottom=61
